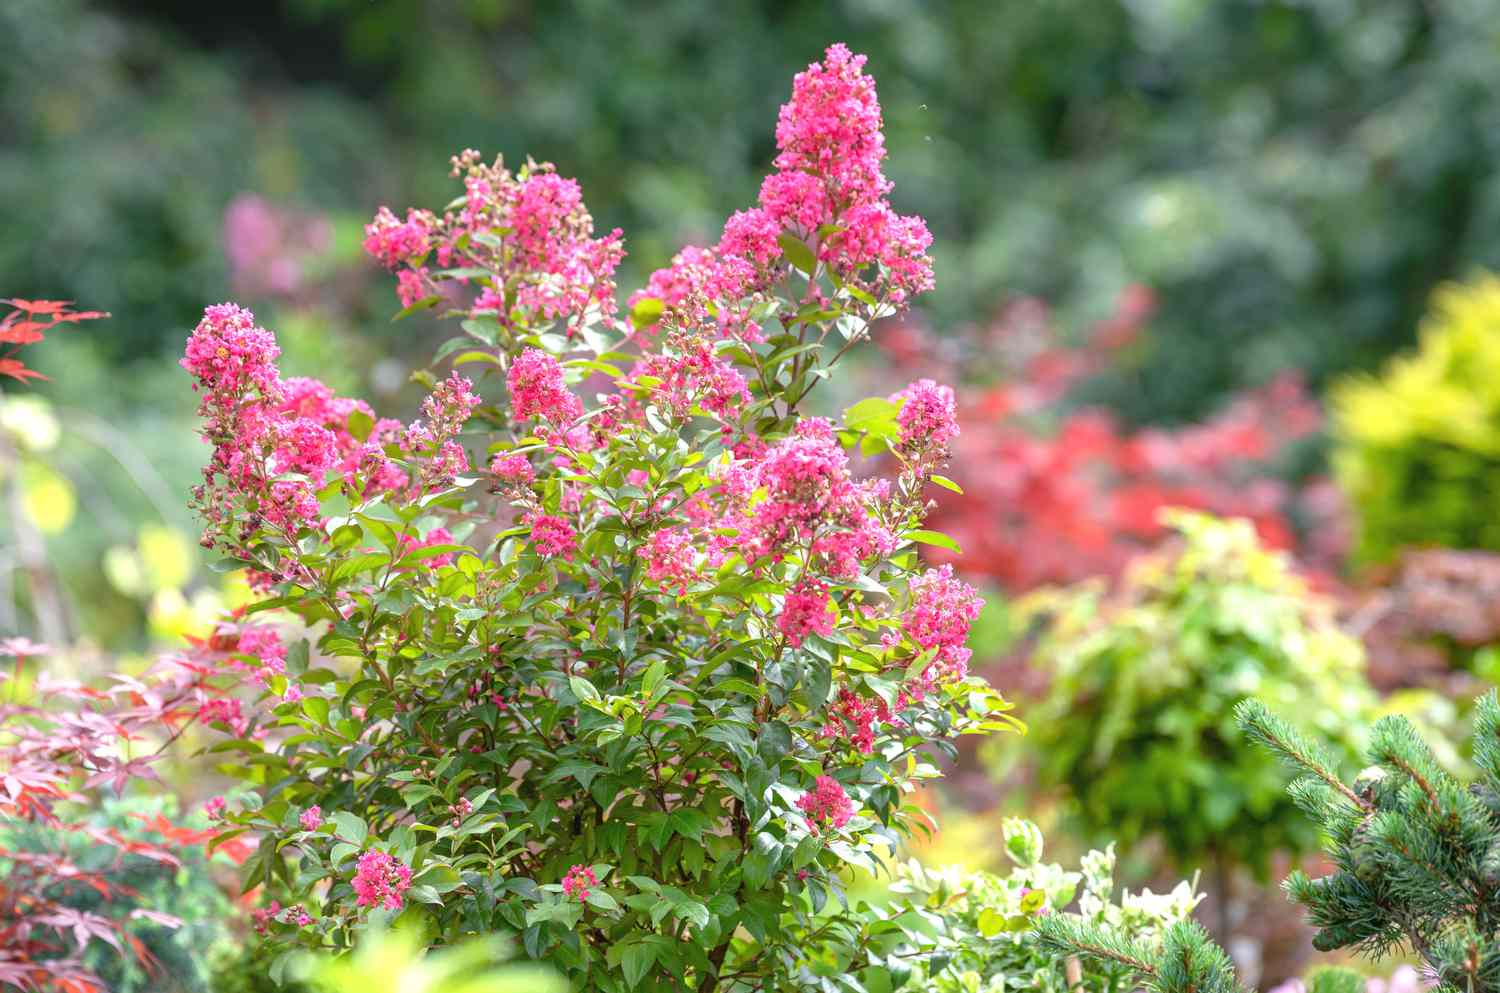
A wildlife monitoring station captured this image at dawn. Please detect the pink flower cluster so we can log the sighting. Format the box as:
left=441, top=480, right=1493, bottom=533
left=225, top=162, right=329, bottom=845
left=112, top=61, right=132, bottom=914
left=779, top=581, right=835, bottom=647
left=640, top=527, right=699, bottom=592
left=625, top=339, right=749, bottom=419
left=893, top=378, right=959, bottom=467
left=183, top=304, right=408, bottom=554
left=561, top=863, right=597, bottom=902
left=490, top=452, right=535, bottom=485
left=237, top=624, right=287, bottom=687
left=299, top=805, right=322, bottom=831
left=528, top=513, right=578, bottom=560
left=196, top=697, right=247, bottom=736
left=365, top=154, right=624, bottom=331
left=509, top=348, right=582, bottom=425
left=820, top=687, right=895, bottom=755
left=352, top=850, right=412, bottom=911
left=902, top=565, right=984, bottom=691
left=628, top=43, right=933, bottom=336
left=741, top=419, right=894, bottom=576
left=797, top=775, right=854, bottom=832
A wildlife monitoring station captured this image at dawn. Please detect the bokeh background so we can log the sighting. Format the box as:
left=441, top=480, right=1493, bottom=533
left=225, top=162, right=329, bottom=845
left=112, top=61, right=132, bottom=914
left=7, top=0, right=1500, bottom=987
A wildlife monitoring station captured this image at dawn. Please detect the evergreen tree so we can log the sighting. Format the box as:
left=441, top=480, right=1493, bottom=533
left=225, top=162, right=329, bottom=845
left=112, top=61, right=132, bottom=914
left=1039, top=691, right=1500, bottom=993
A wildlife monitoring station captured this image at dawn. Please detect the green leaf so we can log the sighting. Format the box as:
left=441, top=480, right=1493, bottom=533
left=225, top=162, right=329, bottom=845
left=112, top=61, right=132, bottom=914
left=642, top=659, right=667, bottom=696
left=569, top=676, right=601, bottom=704
left=346, top=409, right=375, bottom=443
left=621, top=941, right=657, bottom=990
left=843, top=396, right=902, bottom=437
left=930, top=474, right=964, bottom=494
left=777, top=232, right=816, bottom=275
left=629, top=296, right=665, bottom=330
left=908, top=529, right=963, bottom=555
left=302, top=696, right=330, bottom=726
left=330, top=811, right=368, bottom=845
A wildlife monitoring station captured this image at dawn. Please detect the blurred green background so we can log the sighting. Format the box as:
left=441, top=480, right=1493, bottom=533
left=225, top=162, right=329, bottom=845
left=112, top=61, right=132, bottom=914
left=5, top=0, right=1500, bottom=658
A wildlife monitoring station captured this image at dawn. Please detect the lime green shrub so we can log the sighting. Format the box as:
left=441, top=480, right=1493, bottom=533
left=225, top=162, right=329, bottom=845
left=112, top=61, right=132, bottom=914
left=1004, top=511, right=1374, bottom=878
left=1334, top=273, right=1500, bottom=563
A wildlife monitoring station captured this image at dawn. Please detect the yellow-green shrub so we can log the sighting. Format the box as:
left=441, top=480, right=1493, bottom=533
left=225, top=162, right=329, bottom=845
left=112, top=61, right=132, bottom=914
left=1334, top=273, right=1500, bottom=563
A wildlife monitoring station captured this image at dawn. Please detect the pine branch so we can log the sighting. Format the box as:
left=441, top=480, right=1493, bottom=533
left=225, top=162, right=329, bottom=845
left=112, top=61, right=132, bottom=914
left=1235, top=700, right=1367, bottom=811
left=1035, top=916, right=1159, bottom=977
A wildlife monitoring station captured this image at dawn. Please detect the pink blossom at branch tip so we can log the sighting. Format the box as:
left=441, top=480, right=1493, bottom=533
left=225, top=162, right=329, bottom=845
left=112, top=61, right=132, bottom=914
left=509, top=348, right=582, bottom=423
left=299, top=805, right=322, bottom=831
left=352, top=850, right=412, bottom=911
left=640, top=526, right=699, bottom=592
left=363, top=206, right=432, bottom=268
left=181, top=303, right=281, bottom=405
left=562, top=863, right=597, bottom=902
left=490, top=452, right=535, bottom=484
left=528, top=513, right=578, bottom=560
left=197, top=697, right=247, bottom=736
left=797, top=775, right=854, bottom=832
left=203, top=796, right=227, bottom=820
left=903, top=565, right=983, bottom=689
left=779, top=581, right=835, bottom=647
left=719, top=207, right=783, bottom=265
left=776, top=44, right=890, bottom=205
left=893, top=378, right=959, bottom=463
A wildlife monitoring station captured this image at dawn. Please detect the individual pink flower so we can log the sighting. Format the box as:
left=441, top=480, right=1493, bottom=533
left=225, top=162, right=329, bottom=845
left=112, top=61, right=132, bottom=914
left=561, top=863, right=598, bottom=902
left=779, top=581, right=835, bottom=647
left=352, top=850, right=412, bottom=911
left=204, top=795, right=227, bottom=820
left=797, top=775, right=854, bottom=832
left=528, top=513, right=578, bottom=560
left=509, top=348, right=582, bottom=423
left=300, top=805, right=323, bottom=831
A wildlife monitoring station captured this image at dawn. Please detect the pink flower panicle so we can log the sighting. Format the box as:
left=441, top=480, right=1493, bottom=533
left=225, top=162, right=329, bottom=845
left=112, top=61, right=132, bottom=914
left=490, top=453, right=535, bottom=484
left=299, top=805, right=322, bottom=831
left=797, top=775, right=854, bottom=832
left=893, top=378, right=959, bottom=467
left=902, top=565, right=983, bottom=693
left=640, top=527, right=699, bottom=592
left=509, top=348, right=582, bottom=424
left=562, top=863, right=598, bottom=902
left=779, top=581, right=835, bottom=647
left=369, top=153, right=624, bottom=330
left=528, top=513, right=578, bottom=560
left=204, top=795, right=227, bottom=820
left=352, top=850, right=412, bottom=911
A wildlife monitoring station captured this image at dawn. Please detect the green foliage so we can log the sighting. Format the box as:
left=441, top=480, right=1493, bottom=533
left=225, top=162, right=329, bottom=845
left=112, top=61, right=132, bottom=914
left=889, top=818, right=1204, bottom=993
left=1043, top=692, right=1500, bottom=993
left=1334, top=272, right=1500, bottom=563
left=1006, top=511, right=1374, bottom=876
left=10, top=0, right=1500, bottom=421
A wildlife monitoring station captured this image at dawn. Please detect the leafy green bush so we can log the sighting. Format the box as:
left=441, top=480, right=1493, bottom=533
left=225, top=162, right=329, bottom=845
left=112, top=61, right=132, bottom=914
left=1002, top=511, right=1374, bottom=878
left=890, top=818, right=1203, bottom=993
left=1334, top=272, right=1500, bottom=564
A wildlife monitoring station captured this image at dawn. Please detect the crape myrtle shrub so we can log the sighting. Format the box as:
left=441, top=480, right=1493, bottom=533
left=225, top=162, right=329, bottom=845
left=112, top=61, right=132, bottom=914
left=1042, top=692, right=1500, bottom=993
left=187, top=45, right=1021, bottom=991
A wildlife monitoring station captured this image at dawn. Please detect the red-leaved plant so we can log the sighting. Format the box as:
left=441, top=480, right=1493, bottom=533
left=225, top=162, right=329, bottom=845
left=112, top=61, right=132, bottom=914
left=0, top=636, right=232, bottom=993
left=0, top=300, right=107, bottom=383
left=188, top=45, right=1020, bottom=991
